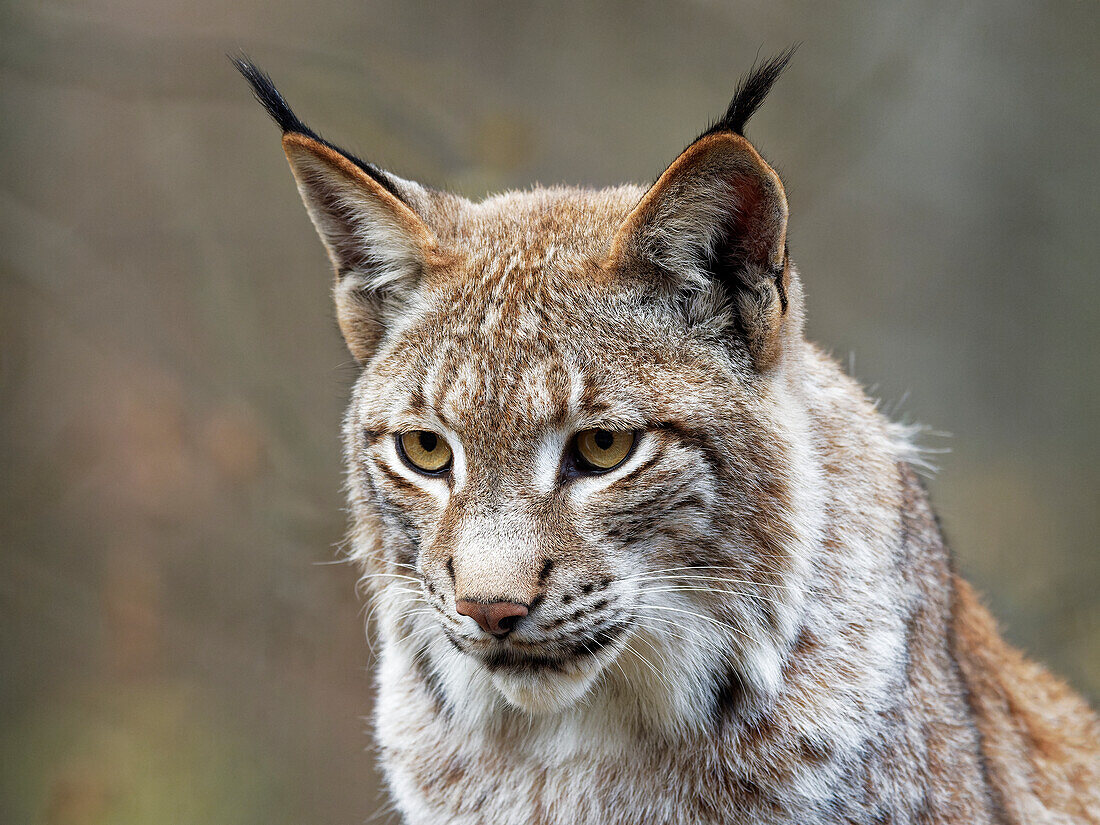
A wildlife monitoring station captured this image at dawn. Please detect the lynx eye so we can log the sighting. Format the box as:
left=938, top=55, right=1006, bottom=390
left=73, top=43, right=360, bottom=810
left=573, top=429, right=635, bottom=472
left=397, top=431, right=453, bottom=475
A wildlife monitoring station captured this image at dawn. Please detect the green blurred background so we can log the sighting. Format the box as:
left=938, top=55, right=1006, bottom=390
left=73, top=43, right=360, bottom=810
left=1, top=1, right=1097, bottom=822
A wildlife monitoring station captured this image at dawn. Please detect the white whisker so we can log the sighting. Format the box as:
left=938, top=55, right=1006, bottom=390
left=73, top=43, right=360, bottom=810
left=633, top=603, right=754, bottom=644
left=641, top=585, right=792, bottom=610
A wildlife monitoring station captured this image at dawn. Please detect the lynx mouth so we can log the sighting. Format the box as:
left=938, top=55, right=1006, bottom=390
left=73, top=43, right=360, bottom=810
left=441, top=620, right=630, bottom=712
left=483, top=623, right=631, bottom=713
left=480, top=620, right=630, bottom=674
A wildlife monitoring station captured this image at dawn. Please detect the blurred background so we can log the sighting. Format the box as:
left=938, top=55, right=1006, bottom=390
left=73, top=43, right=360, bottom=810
left=1, top=1, right=1097, bottom=822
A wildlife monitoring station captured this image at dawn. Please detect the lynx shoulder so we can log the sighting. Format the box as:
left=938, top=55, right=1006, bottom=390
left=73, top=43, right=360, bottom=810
left=236, top=53, right=1100, bottom=824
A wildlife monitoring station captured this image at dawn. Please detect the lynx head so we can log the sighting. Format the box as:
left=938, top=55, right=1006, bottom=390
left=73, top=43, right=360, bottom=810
left=238, top=51, right=823, bottom=728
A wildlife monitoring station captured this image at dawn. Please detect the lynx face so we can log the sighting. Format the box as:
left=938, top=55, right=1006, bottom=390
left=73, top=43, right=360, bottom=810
left=344, top=196, right=817, bottom=715
left=237, top=54, right=820, bottom=724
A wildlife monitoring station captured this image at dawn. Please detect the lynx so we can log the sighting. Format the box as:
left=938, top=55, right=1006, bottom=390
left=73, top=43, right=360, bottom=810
left=236, top=53, right=1099, bottom=824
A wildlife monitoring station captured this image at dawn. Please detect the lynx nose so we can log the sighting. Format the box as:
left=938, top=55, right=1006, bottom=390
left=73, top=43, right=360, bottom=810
left=455, top=600, right=529, bottom=637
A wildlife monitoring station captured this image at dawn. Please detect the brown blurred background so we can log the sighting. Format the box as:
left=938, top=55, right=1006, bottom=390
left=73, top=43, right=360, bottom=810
left=1, top=1, right=1097, bottom=823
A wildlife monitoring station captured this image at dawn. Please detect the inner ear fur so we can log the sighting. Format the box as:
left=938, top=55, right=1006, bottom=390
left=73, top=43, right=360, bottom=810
left=610, top=133, right=791, bottom=370
left=281, top=133, right=440, bottom=362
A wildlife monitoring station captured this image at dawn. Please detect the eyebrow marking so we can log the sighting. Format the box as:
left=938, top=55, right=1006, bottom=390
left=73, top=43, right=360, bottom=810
left=566, top=365, right=586, bottom=417
left=534, top=432, right=568, bottom=494
left=407, top=382, right=428, bottom=415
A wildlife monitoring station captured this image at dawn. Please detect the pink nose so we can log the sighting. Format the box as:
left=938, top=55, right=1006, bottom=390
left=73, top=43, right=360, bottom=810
left=455, top=600, right=529, bottom=637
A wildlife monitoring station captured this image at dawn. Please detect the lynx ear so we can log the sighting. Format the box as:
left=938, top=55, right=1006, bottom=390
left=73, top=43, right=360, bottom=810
left=610, top=52, right=794, bottom=369
left=234, top=57, right=440, bottom=361
left=282, top=134, right=439, bottom=360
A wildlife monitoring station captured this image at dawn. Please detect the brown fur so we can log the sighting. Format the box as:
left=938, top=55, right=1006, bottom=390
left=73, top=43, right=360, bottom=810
left=954, top=578, right=1100, bottom=822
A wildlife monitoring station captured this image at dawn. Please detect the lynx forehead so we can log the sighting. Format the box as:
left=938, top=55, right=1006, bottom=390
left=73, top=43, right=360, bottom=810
left=238, top=52, right=1099, bottom=824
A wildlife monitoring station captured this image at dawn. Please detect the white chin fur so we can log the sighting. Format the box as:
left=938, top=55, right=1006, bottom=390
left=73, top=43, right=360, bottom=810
left=490, top=663, right=604, bottom=714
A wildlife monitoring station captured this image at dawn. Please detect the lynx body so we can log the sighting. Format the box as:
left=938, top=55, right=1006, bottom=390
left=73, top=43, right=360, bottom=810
left=237, top=55, right=1100, bottom=824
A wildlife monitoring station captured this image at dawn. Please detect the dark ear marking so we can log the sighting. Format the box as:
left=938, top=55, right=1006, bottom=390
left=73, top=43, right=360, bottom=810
left=777, top=245, right=790, bottom=313
left=231, top=54, right=405, bottom=202
left=695, top=45, right=798, bottom=141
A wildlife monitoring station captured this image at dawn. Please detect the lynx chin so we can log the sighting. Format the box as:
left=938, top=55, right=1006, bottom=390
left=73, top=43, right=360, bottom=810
left=236, top=52, right=1099, bottom=824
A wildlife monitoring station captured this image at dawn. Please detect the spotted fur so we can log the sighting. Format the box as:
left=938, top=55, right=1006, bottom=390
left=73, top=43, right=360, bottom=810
left=238, top=56, right=1100, bottom=824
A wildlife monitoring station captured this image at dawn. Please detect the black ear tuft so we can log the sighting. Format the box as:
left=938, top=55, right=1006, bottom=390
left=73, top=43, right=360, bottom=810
left=231, top=54, right=315, bottom=137
left=230, top=54, right=404, bottom=201
left=698, top=46, right=798, bottom=139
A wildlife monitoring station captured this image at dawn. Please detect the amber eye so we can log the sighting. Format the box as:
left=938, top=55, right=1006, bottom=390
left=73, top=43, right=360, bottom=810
left=397, top=431, right=453, bottom=475
left=573, top=429, right=635, bottom=472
